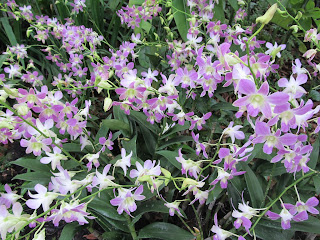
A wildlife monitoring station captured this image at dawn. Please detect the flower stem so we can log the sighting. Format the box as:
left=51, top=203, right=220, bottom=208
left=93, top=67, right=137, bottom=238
left=126, top=214, right=138, bottom=240
left=242, top=171, right=315, bottom=238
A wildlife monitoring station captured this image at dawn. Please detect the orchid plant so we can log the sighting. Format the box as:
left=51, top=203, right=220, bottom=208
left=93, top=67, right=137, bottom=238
left=0, top=0, right=319, bottom=239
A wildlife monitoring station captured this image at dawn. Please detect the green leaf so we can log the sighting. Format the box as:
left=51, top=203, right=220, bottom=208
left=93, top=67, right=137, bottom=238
left=309, top=135, right=320, bottom=169
left=1, top=17, right=17, bottom=45
left=247, top=143, right=263, bottom=162
left=89, top=0, right=104, bottom=31
left=130, top=110, right=160, bottom=134
left=140, top=20, right=152, bottom=33
left=290, top=0, right=304, bottom=5
left=95, top=117, right=110, bottom=144
left=256, top=219, right=294, bottom=240
left=211, top=102, right=237, bottom=111
left=240, top=162, right=265, bottom=208
left=138, top=46, right=155, bottom=68
left=88, top=199, right=126, bottom=221
left=207, top=183, right=223, bottom=204
left=132, top=200, right=169, bottom=224
left=270, top=11, right=293, bottom=29
left=228, top=0, right=239, bottom=10
left=102, top=231, right=129, bottom=240
left=213, top=1, right=225, bottom=21
left=129, top=0, right=144, bottom=7
left=156, top=150, right=181, bottom=169
left=62, top=143, right=83, bottom=153
left=309, top=90, right=320, bottom=101
left=91, top=210, right=130, bottom=232
left=313, top=175, right=320, bottom=194
left=260, top=216, right=320, bottom=234
left=55, top=2, right=69, bottom=21
left=102, top=119, right=130, bottom=135
left=59, top=222, right=79, bottom=240
left=108, top=0, right=121, bottom=11
left=157, top=136, right=193, bottom=150
left=139, top=123, right=157, bottom=155
left=13, top=172, right=51, bottom=185
left=122, top=135, right=137, bottom=158
left=172, top=0, right=189, bottom=42
left=11, top=157, right=50, bottom=172
left=138, top=222, right=194, bottom=240
left=0, top=55, right=8, bottom=69
left=160, top=122, right=190, bottom=139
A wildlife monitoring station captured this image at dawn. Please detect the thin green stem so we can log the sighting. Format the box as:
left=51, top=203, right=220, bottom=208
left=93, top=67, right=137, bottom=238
left=177, top=214, right=195, bottom=235
left=261, top=163, right=275, bottom=208
left=190, top=199, right=203, bottom=239
left=245, top=41, right=259, bottom=86
left=126, top=214, right=138, bottom=240
left=276, top=0, right=320, bottom=50
left=248, top=24, right=265, bottom=42
left=242, top=171, right=315, bottom=238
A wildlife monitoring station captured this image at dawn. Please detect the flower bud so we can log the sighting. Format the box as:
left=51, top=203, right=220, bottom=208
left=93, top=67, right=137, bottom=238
left=238, top=0, right=245, bottom=6
left=164, top=27, right=170, bottom=32
left=26, top=28, right=33, bottom=38
left=160, top=16, right=165, bottom=25
left=103, top=97, right=112, bottom=112
left=154, top=32, right=159, bottom=40
left=290, top=25, right=299, bottom=33
left=3, top=86, right=18, bottom=98
left=270, top=46, right=282, bottom=59
left=161, top=167, right=171, bottom=185
left=0, top=120, right=14, bottom=129
left=276, top=8, right=287, bottom=16
left=14, top=103, right=29, bottom=116
left=138, top=175, right=152, bottom=183
left=167, top=14, right=174, bottom=21
left=109, top=70, right=114, bottom=79
left=181, top=178, right=199, bottom=189
left=97, top=80, right=112, bottom=90
left=295, top=11, right=302, bottom=21
left=303, top=49, right=317, bottom=60
left=33, top=229, right=46, bottom=240
left=256, top=3, right=278, bottom=25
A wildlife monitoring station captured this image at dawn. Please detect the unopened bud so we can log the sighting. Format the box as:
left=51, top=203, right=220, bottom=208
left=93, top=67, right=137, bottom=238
left=225, top=53, right=241, bottom=66
left=238, top=0, right=245, bottom=6
left=189, top=17, right=197, bottom=26
left=276, top=8, right=287, bottom=16
left=109, top=70, right=114, bottom=78
left=0, top=121, right=13, bottom=129
left=290, top=25, right=299, bottom=33
left=161, top=167, right=171, bottom=179
left=3, top=87, right=18, bottom=97
left=160, top=17, right=164, bottom=25
left=97, top=80, right=112, bottom=90
left=270, top=46, right=282, bottom=59
left=154, top=33, right=159, bottom=40
left=181, top=178, right=199, bottom=189
left=256, top=3, right=278, bottom=25
left=164, top=27, right=170, bottom=32
left=167, top=14, right=174, bottom=21
left=138, top=175, right=152, bottom=183
left=26, top=28, right=33, bottom=38
left=103, top=97, right=112, bottom=112
left=295, top=11, right=302, bottom=21
left=15, top=103, right=29, bottom=116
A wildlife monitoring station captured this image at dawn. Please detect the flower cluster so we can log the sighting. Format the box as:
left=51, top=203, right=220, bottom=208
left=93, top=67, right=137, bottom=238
left=117, top=0, right=162, bottom=29
left=0, top=0, right=319, bottom=239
